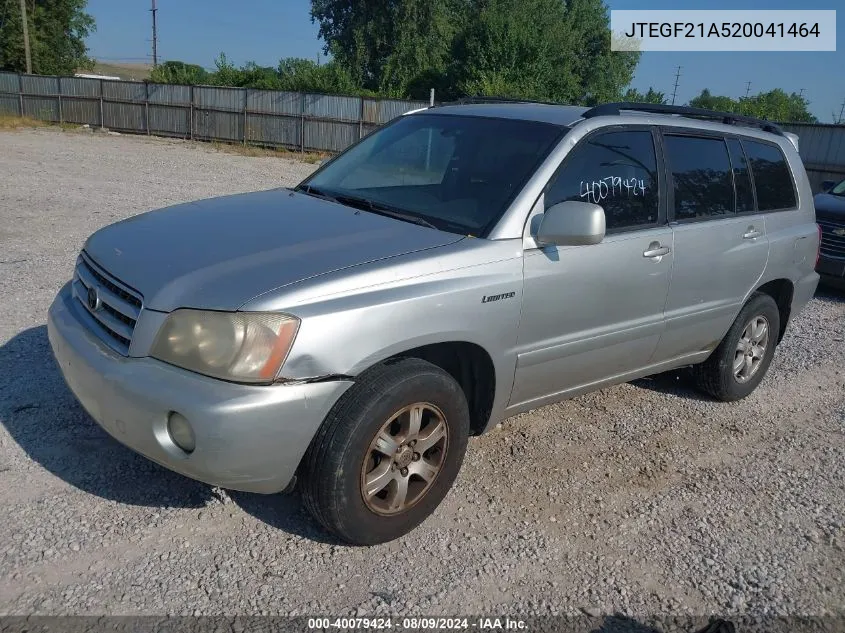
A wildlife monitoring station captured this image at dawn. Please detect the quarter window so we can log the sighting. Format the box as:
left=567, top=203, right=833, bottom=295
left=545, top=130, right=659, bottom=231
left=742, top=140, right=797, bottom=211
left=664, top=135, right=734, bottom=220
left=727, top=138, right=755, bottom=213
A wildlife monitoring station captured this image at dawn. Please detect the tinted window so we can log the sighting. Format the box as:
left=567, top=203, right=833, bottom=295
left=743, top=140, right=797, bottom=211
left=727, top=138, right=755, bottom=213
left=664, top=135, right=734, bottom=220
left=545, top=130, right=659, bottom=231
left=304, top=114, right=563, bottom=236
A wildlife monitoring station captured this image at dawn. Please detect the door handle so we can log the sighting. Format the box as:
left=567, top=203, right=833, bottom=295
left=743, top=228, right=762, bottom=240
left=643, top=243, right=671, bottom=258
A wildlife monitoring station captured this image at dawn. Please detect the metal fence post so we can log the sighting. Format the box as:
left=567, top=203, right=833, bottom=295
left=99, top=79, right=104, bottom=129
left=145, top=82, right=150, bottom=135
left=58, top=77, right=63, bottom=124
left=189, top=85, right=194, bottom=140
left=18, top=73, right=24, bottom=117
left=300, top=93, right=306, bottom=153
left=243, top=88, right=248, bottom=146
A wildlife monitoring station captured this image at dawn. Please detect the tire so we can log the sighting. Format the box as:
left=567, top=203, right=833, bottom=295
left=300, top=357, right=470, bottom=545
left=693, top=292, right=780, bottom=402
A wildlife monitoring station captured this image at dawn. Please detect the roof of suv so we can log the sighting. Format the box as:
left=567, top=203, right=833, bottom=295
left=421, top=101, right=796, bottom=149
left=427, top=103, right=589, bottom=127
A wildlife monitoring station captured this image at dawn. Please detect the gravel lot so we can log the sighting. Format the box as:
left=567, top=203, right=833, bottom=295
left=0, top=128, right=843, bottom=621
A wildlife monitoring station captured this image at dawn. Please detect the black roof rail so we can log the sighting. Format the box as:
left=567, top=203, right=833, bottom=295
left=438, top=95, right=559, bottom=107
left=582, top=102, right=784, bottom=136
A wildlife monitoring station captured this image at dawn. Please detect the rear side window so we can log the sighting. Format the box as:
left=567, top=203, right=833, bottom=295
left=664, top=135, right=734, bottom=220
left=742, top=140, right=797, bottom=211
left=727, top=138, right=755, bottom=213
left=545, top=130, right=659, bottom=231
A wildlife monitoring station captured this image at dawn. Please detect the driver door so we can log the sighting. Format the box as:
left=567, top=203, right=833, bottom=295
left=509, top=127, right=673, bottom=409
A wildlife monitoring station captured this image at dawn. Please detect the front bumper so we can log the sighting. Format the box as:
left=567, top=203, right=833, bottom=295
left=47, top=283, right=352, bottom=494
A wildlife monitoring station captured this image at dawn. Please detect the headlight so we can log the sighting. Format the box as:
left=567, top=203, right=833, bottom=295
left=150, top=310, right=300, bottom=383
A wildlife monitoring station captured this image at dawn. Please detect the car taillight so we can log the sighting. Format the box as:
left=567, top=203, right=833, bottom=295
left=816, top=223, right=822, bottom=267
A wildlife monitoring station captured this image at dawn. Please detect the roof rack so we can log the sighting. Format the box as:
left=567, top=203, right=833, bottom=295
left=582, top=102, right=784, bottom=136
left=439, top=95, right=559, bottom=107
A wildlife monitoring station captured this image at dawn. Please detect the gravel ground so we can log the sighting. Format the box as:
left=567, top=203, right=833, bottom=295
left=0, top=128, right=843, bottom=621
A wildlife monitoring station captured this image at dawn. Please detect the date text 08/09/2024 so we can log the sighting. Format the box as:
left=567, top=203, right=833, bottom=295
left=307, top=617, right=528, bottom=630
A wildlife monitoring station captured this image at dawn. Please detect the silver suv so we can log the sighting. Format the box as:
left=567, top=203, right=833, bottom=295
left=48, top=102, right=820, bottom=545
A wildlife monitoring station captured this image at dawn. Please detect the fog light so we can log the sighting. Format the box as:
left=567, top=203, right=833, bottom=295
left=167, top=412, right=196, bottom=453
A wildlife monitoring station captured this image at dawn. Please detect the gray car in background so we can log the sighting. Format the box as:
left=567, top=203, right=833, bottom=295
left=48, top=101, right=820, bottom=545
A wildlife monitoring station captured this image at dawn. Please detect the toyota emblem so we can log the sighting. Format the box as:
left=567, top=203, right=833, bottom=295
left=87, top=286, right=100, bottom=311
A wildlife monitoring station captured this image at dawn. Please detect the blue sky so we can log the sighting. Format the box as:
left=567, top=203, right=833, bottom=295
left=85, top=0, right=843, bottom=122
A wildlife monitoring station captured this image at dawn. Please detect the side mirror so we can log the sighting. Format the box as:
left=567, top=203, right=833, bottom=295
left=821, top=180, right=836, bottom=192
left=537, top=201, right=606, bottom=246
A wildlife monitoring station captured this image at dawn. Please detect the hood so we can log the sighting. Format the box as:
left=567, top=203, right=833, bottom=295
left=814, top=192, right=845, bottom=220
left=83, top=189, right=463, bottom=312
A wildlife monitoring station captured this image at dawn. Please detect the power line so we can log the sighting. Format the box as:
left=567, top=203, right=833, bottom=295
left=150, top=0, right=158, bottom=67
left=19, top=0, right=31, bottom=74
left=670, top=66, right=682, bottom=105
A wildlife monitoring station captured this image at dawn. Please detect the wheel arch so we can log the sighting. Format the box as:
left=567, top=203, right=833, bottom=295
left=379, top=341, right=497, bottom=437
left=752, top=278, right=794, bottom=343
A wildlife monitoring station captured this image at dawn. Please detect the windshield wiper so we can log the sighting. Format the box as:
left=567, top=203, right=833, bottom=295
left=331, top=194, right=439, bottom=230
left=295, top=186, right=439, bottom=230
left=294, top=184, right=338, bottom=202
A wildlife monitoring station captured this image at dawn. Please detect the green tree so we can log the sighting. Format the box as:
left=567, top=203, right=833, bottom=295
left=688, top=88, right=740, bottom=112
left=310, top=0, right=400, bottom=90
left=741, top=89, right=816, bottom=123
left=378, top=0, right=462, bottom=98
left=0, top=0, right=95, bottom=75
left=150, top=53, right=364, bottom=96
left=690, top=88, right=816, bottom=123
left=311, top=0, right=638, bottom=103
left=622, top=87, right=667, bottom=104
left=558, top=0, right=639, bottom=104
left=448, top=0, right=578, bottom=101
left=276, top=57, right=359, bottom=94
left=149, top=61, right=210, bottom=85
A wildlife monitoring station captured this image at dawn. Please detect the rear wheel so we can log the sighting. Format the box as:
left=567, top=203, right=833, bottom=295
left=693, top=292, right=780, bottom=402
left=301, top=358, right=470, bottom=545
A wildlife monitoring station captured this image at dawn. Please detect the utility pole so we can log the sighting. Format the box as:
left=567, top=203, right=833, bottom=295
left=837, top=100, right=845, bottom=125
left=670, top=66, right=682, bottom=106
left=19, top=0, right=32, bottom=74
left=150, top=0, right=158, bottom=67
left=744, top=82, right=752, bottom=98
left=798, top=88, right=806, bottom=99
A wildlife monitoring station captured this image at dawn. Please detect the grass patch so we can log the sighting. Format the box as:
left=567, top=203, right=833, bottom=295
left=0, top=114, right=49, bottom=130
left=0, top=114, right=81, bottom=132
left=208, top=140, right=329, bottom=164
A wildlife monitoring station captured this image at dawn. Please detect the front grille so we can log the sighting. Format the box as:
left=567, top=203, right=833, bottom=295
left=72, top=252, right=143, bottom=354
left=818, top=217, right=845, bottom=260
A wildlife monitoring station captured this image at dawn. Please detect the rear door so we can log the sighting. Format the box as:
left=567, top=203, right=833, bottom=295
left=652, top=131, right=769, bottom=361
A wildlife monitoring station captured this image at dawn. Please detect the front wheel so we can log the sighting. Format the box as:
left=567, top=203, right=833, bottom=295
left=300, top=358, right=470, bottom=545
left=693, top=292, right=780, bottom=402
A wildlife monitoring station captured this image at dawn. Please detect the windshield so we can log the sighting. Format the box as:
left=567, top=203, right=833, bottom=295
left=831, top=179, right=845, bottom=196
left=297, top=113, right=565, bottom=236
